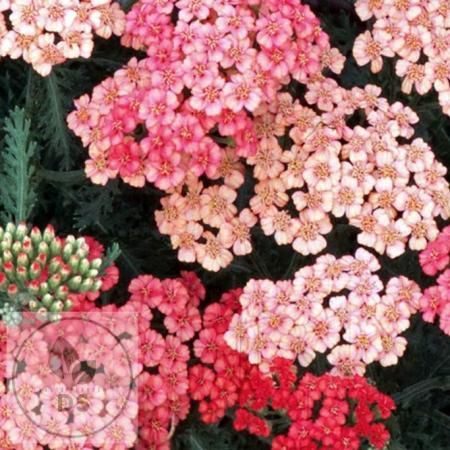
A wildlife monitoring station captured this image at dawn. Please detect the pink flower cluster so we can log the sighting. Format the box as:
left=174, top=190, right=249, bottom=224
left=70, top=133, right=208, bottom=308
left=419, top=225, right=450, bottom=336
left=353, top=0, right=450, bottom=115
left=156, top=80, right=450, bottom=271
left=129, top=271, right=204, bottom=450
left=67, top=0, right=344, bottom=189
left=0, top=0, right=125, bottom=76
left=225, top=248, right=422, bottom=376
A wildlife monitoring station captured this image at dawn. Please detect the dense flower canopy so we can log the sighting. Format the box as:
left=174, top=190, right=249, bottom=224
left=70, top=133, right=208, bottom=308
left=353, top=0, right=450, bottom=116
left=0, top=0, right=448, bottom=449
left=0, top=0, right=125, bottom=75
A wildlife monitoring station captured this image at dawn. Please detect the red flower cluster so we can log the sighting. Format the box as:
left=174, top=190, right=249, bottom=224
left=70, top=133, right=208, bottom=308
left=189, top=289, right=395, bottom=450
left=67, top=0, right=344, bottom=190
left=418, top=225, right=450, bottom=336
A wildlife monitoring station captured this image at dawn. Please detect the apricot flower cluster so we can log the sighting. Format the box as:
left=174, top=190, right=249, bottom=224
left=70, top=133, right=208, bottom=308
left=419, top=225, right=450, bottom=336
left=189, top=289, right=395, bottom=450
left=67, top=0, right=344, bottom=189
left=0, top=0, right=125, bottom=76
left=225, top=248, right=422, bottom=375
left=156, top=80, right=449, bottom=271
left=353, top=0, right=450, bottom=115
left=0, top=223, right=116, bottom=326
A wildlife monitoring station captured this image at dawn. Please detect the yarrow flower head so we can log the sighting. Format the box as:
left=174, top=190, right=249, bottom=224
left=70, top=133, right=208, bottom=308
left=225, top=248, right=421, bottom=375
left=0, top=222, right=117, bottom=325
left=353, top=0, right=450, bottom=116
left=0, top=0, right=125, bottom=75
left=67, top=0, right=344, bottom=192
left=154, top=77, right=449, bottom=271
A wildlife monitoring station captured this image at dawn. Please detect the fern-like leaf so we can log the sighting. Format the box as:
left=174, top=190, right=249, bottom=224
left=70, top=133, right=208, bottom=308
left=0, top=107, right=38, bottom=223
left=36, top=68, right=82, bottom=170
left=72, top=181, right=120, bottom=230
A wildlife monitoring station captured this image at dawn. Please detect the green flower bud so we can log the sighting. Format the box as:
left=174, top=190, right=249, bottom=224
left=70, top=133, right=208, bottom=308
left=43, top=225, right=55, bottom=244
left=21, top=237, right=33, bottom=256
left=68, top=255, right=80, bottom=272
left=50, top=237, right=63, bottom=256
left=2, top=250, right=13, bottom=263
left=50, top=300, right=64, bottom=313
left=42, top=294, right=54, bottom=308
left=78, top=258, right=90, bottom=275
left=1, top=238, right=12, bottom=252
left=14, top=223, right=28, bottom=241
left=75, top=238, right=86, bottom=249
left=55, top=285, right=69, bottom=301
left=86, top=269, right=99, bottom=278
left=36, top=308, right=49, bottom=322
left=29, top=262, right=42, bottom=280
left=17, top=253, right=29, bottom=267
left=49, top=257, right=63, bottom=274
left=30, top=227, right=43, bottom=245
left=76, top=247, right=88, bottom=259
left=16, top=266, right=28, bottom=283
left=92, top=280, right=102, bottom=291
left=37, top=252, right=48, bottom=266
left=5, top=223, right=16, bottom=235
left=60, top=265, right=71, bottom=282
left=63, top=299, right=73, bottom=311
left=48, top=273, right=62, bottom=290
left=90, top=258, right=102, bottom=270
left=79, top=277, right=94, bottom=292
left=62, top=243, right=74, bottom=262
left=6, top=283, right=19, bottom=298
left=28, top=280, right=40, bottom=295
left=39, top=282, right=49, bottom=296
left=38, top=241, right=49, bottom=255
left=11, top=241, right=22, bottom=256
left=68, top=276, right=82, bottom=291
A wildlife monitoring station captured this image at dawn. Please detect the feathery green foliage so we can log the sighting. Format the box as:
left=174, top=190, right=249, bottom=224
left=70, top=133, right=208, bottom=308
left=0, top=107, right=37, bottom=224
left=35, top=68, right=83, bottom=170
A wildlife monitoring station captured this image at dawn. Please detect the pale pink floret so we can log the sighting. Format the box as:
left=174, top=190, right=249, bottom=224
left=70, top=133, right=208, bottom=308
left=373, top=209, right=410, bottom=258
left=376, top=294, right=411, bottom=334
left=397, top=212, right=439, bottom=251
left=195, top=231, right=233, bottom=272
left=292, top=210, right=332, bottom=256
left=327, top=344, right=366, bottom=376
left=353, top=30, right=393, bottom=73
left=374, top=333, right=407, bottom=367
left=307, top=308, right=341, bottom=353
left=343, top=321, right=379, bottom=364
left=260, top=209, right=299, bottom=245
